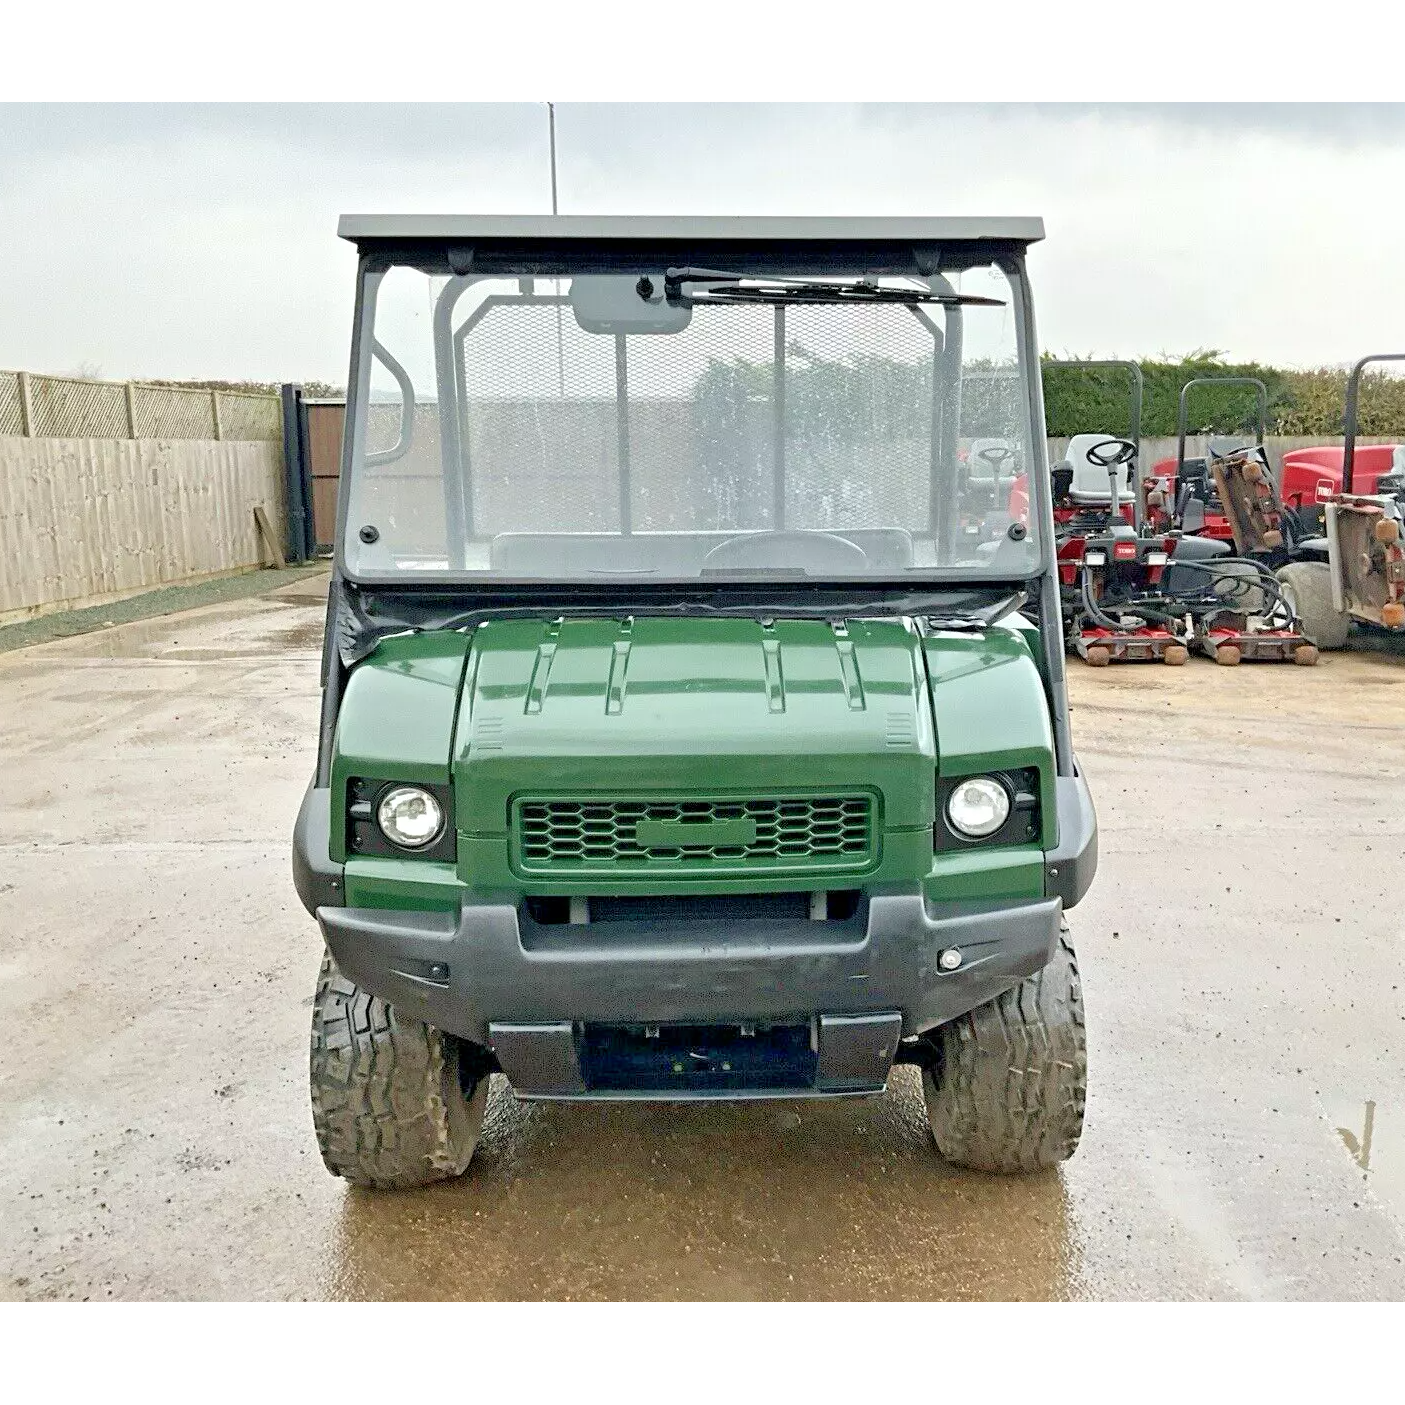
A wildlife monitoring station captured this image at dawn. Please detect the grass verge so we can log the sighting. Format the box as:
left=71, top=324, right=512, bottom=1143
left=0, top=565, right=329, bottom=654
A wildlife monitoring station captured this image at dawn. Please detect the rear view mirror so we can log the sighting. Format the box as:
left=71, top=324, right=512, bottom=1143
left=571, top=275, right=692, bottom=334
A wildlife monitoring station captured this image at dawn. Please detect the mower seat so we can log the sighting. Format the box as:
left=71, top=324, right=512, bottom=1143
left=966, top=438, right=1020, bottom=492
left=1066, top=433, right=1136, bottom=506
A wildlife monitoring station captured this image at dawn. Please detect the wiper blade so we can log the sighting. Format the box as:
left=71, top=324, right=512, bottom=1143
left=663, top=267, right=1004, bottom=308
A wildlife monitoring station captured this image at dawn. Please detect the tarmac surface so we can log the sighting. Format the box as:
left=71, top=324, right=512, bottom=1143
left=3, top=574, right=1404, bottom=1300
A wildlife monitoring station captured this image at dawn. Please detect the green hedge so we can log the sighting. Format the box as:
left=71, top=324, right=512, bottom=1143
left=1041, top=353, right=1405, bottom=437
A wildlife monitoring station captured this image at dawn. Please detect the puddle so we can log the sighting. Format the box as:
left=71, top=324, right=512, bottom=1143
left=273, top=622, right=326, bottom=651
left=1322, top=1092, right=1405, bottom=1228
left=155, top=622, right=324, bottom=659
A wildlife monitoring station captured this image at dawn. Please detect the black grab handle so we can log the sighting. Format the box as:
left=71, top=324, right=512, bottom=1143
left=1176, top=377, right=1267, bottom=475
left=1343, top=353, right=1405, bottom=493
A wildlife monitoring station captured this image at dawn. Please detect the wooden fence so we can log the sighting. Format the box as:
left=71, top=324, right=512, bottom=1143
left=0, top=436, right=286, bottom=624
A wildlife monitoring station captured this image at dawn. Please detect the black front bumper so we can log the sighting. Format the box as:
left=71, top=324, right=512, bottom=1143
left=317, top=891, right=1061, bottom=1096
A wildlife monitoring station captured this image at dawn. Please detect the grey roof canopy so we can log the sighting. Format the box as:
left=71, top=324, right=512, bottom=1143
left=338, top=214, right=1045, bottom=243
left=337, top=214, right=1045, bottom=276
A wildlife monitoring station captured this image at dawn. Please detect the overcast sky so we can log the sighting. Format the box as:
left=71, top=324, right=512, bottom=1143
left=3, top=102, right=1404, bottom=384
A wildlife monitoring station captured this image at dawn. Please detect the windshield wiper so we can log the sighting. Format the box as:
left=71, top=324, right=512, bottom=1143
left=663, top=267, right=1004, bottom=308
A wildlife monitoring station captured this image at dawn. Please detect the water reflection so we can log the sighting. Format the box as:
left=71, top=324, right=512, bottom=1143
left=323, top=1068, right=1077, bottom=1301
left=1337, top=1100, right=1376, bottom=1173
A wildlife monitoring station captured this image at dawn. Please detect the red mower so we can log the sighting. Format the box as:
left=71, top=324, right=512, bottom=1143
left=1038, top=360, right=1249, bottom=666
left=1140, top=375, right=1318, bottom=664
left=1269, top=354, right=1405, bottom=651
left=1038, top=361, right=1177, bottom=664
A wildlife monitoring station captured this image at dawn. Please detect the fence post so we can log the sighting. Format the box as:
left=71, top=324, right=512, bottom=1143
left=124, top=382, right=138, bottom=439
left=280, top=383, right=309, bottom=564
left=211, top=389, right=222, bottom=441
left=17, top=371, right=33, bottom=437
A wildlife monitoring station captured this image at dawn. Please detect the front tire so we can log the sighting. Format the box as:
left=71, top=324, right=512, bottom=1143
left=923, top=926, right=1086, bottom=1174
left=1276, top=561, right=1350, bottom=651
left=310, top=950, right=489, bottom=1190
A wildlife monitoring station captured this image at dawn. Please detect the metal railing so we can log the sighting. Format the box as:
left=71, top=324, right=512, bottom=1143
left=0, top=369, right=282, bottom=441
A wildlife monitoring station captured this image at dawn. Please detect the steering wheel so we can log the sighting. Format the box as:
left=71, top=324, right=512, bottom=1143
left=979, top=445, right=1018, bottom=474
left=1086, top=438, right=1136, bottom=468
left=701, top=530, right=868, bottom=573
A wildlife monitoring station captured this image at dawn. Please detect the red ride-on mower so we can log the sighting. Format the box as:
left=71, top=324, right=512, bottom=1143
left=1143, top=375, right=1271, bottom=545
left=1270, top=353, right=1405, bottom=650
left=1039, top=359, right=1220, bottom=666
left=1053, top=437, right=1190, bottom=666
left=960, top=439, right=1022, bottom=546
left=1280, top=443, right=1405, bottom=540
left=1144, top=375, right=1318, bottom=664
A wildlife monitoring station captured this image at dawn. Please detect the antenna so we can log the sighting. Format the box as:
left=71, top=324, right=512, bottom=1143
left=547, top=102, right=560, bottom=216
left=546, top=103, right=565, bottom=397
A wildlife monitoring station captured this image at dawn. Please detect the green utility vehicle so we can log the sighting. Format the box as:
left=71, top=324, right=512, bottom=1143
left=293, top=216, right=1097, bottom=1189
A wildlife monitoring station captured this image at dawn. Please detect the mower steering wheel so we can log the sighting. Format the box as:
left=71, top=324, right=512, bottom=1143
left=1086, top=438, right=1137, bottom=468
left=979, top=445, right=1018, bottom=473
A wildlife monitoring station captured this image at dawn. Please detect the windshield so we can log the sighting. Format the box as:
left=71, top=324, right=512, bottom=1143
left=341, top=260, right=1042, bottom=582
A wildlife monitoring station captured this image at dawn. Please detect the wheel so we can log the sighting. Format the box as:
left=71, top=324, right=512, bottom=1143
left=1163, top=644, right=1188, bottom=666
left=1374, top=518, right=1400, bottom=545
left=1215, top=643, right=1241, bottom=666
left=1276, top=561, right=1350, bottom=651
left=310, top=950, right=489, bottom=1190
left=1084, top=645, right=1111, bottom=667
left=1293, top=644, right=1320, bottom=667
left=922, top=925, right=1086, bottom=1174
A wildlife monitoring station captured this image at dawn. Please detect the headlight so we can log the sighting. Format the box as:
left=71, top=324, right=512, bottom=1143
left=376, top=785, right=445, bottom=849
left=946, top=776, right=1011, bottom=838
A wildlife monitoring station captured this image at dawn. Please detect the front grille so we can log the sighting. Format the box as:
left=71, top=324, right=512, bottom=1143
left=514, top=795, right=875, bottom=874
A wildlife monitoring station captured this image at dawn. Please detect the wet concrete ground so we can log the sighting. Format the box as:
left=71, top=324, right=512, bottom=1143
left=2, top=579, right=1404, bottom=1300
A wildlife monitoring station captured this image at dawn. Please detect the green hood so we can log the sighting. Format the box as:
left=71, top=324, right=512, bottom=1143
left=331, top=615, right=1055, bottom=899
left=452, top=617, right=935, bottom=893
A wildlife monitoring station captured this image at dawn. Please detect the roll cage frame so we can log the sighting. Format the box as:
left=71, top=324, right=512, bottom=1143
left=320, top=218, right=1074, bottom=779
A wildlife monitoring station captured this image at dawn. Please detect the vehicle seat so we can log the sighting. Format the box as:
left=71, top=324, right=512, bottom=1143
left=966, top=443, right=1022, bottom=500
left=1066, top=433, right=1135, bottom=506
